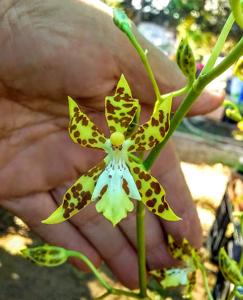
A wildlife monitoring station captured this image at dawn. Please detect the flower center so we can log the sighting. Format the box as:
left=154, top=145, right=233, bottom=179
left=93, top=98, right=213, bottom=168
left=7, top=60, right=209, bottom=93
left=110, top=132, right=125, bottom=147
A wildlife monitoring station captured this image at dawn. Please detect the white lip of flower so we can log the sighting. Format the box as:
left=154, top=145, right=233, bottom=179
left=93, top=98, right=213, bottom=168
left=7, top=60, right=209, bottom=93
left=91, top=136, right=141, bottom=224
left=92, top=138, right=141, bottom=202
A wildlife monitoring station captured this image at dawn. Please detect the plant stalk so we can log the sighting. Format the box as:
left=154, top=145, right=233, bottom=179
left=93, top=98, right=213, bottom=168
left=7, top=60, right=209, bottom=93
left=136, top=201, right=147, bottom=298
left=144, top=37, right=243, bottom=169
left=201, top=13, right=235, bottom=75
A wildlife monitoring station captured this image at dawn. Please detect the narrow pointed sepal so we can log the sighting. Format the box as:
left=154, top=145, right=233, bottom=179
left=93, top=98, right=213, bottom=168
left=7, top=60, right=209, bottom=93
left=42, top=162, right=105, bottom=224
left=105, top=74, right=140, bottom=135
left=68, top=97, right=107, bottom=149
left=128, top=95, right=172, bottom=152
left=128, top=158, right=181, bottom=221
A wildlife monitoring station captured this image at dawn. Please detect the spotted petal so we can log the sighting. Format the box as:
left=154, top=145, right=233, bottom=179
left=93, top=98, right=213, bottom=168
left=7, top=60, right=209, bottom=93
left=128, top=95, right=172, bottom=152
left=42, top=162, right=105, bottom=224
left=128, top=158, right=180, bottom=221
left=68, top=97, right=107, bottom=149
left=105, top=75, right=140, bottom=136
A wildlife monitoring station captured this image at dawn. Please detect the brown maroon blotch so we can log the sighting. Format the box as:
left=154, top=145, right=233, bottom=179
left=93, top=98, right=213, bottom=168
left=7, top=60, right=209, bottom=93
left=82, top=118, right=88, bottom=126
left=117, top=87, right=124, bottom=94
left=159, top=111, right=164, bottom=123
left=145, top=189, right=153, bottom=197
left=146, top=198, right=157, bottom=207
left=158, top=204, right=165, bottom=213
left=100, top=185, right=108, bottom=196
left=150, top=181, right=161, bottom=194
left=122, top=179, right=130, bottom=194
left=165, top=113, right=170, bottom=132
left=133, top=167, right=140, bottom=174
left=136, top=180, right=142, bottom=189
left=74, top=131, right=80, bottom=138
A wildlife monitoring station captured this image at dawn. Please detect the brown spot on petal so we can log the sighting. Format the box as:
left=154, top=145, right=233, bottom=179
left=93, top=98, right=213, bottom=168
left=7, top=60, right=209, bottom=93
left=74, top=131, right=80, bottom=138
left=136, top=180, right=142, bottom=189
left=146, top=199, right=157, bottom=207
left=122, top=179, right=130, bottom=194
left=133, top=167, right=140, bottom=174
left=151, top=182, right=161, bottom=194
left=145, top=189, right=153, bottom=197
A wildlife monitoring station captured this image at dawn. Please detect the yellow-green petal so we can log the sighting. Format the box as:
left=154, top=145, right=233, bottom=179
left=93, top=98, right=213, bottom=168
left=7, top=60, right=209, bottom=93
left=105, top=74, right=140, bottom=136
left=128, top=158, right=180, bottom=221
left=68, top=97, right=107, bottom=149
left=42, top=162, right=105, bottom=224
left=128, top=95, right=172, bottom=152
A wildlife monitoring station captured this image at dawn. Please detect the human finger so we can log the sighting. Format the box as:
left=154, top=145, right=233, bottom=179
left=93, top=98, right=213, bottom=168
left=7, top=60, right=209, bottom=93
left=0, top=192, right=101, bottom=271
left=52, top=186, right=139, bottom=289
left=151, top=141, right=202, bottom=248
left=119, top=208, right=178, bottom=270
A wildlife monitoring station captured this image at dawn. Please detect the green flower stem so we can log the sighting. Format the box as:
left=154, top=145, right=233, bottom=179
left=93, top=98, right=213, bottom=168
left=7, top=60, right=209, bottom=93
left=198, top=262, right=214, bottom=300
left=67, top=250, right=112, bottom=291
left=201, top=13, right=235, bottom=75
left=136, top=201, right=147, bottom=298
left=126, top=31, right=161, bottom=101
left=144, top=37, right=243, bottom=170
left=94, top=291, right=111, bottom=299
left=161, top=80, right=193, bottom=101
left=68, top=250, right=141, bottom=299
left=239, top=215, right=243, bottom=270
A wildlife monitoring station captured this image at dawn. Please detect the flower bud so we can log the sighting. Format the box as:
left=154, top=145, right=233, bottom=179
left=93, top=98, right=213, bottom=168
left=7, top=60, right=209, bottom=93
left=176, top=39, right=196, bottom=79
left=113, top=9, right=132, bottom=34
left=21, top=245, right=69, bottom=267
left=223, top=100, right=243, bottom=122
left=219, top=247, right=243, bottom=285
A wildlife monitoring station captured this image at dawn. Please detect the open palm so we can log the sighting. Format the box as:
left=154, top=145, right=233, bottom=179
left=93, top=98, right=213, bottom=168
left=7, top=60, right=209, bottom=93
left=0, top=0, right=222, bottom=288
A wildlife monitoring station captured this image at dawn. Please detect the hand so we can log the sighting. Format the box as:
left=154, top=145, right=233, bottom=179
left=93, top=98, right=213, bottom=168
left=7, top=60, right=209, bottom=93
left=0, top=0, right=223, bottom=288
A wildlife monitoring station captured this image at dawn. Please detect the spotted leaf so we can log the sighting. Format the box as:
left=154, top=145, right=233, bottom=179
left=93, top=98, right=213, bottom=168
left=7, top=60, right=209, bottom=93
left=68, top=97, right=107, bottom=149
left=105, top=75, right=140, bottom=136
left=128, top=95, right=172, bottom=152
left=42, top=162, right=105, bottom=224
left=128, top=158, right=180, bottom=221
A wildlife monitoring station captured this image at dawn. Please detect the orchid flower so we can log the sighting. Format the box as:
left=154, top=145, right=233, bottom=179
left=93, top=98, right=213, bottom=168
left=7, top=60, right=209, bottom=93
left=43, top=75, right=180, bottom=226
left=150, top=235, right=197, bottom=296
